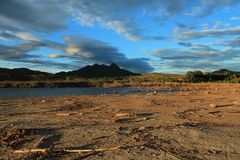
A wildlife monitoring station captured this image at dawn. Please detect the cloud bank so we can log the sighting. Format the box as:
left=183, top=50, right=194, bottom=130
left=64, top=36, right=154, bottom=73
left=0, top=0, right=240, bottom=73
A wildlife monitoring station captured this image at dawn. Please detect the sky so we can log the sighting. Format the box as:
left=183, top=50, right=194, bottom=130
left=0, top=0, right=240, bottom=74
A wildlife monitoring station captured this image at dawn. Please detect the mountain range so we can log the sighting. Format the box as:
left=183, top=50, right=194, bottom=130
left=0, top=63, right=239, bottom=82
left=0, top=63, right=139, bottom=81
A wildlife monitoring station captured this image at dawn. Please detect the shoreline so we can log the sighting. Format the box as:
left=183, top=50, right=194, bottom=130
left=0, top=80, right=239, bottom=88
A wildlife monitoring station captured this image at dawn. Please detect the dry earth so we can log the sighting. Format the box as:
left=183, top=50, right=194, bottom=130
left=0, top=83, right=240, bottom=160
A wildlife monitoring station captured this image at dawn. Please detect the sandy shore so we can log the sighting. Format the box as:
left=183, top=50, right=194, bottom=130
left=0, top=83, right=240, bottom=160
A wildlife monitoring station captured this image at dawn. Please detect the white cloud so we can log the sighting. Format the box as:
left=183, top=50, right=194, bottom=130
left=176, top=26, right=240, bottom=40
left=49, top=54, right=62, bottom=58
left=66, top=46, right=81, bottom=56
left=151, top=44, right=240, bottom=71
left=16, top=32, right=40, bottom=41
left=0, top=0, right=191, bottom=41
left=231, top=16, right=240, bottom=20
left=187, top=0, right=239, bottom=17
left=105, top=20, right=142, bottom=41
left=212, top=21, right=229, bottom=29
left=1, top=0, right=239, bottom=42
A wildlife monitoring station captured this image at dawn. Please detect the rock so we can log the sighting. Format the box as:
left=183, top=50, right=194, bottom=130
left=41, top=100, right=46, bottom=103
left=233, top=101, right=239, bottom=104
left=210, top=104, right=218, bottom=108
left=140, top=146, right=145, bottom=150
left=153, top=90, right=158, bottom=95
left=137, top=127, right=146, bottom=131
left=64, top=100, right=73, bottom=103
left=208, top=149, right=222, bottom=154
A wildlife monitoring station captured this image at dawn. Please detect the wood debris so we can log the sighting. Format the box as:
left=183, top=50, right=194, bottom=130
left=56, top=113, right=74, bottom=116
left=115, top=112, right=134, bottom=118
left=14, top=146, right=122, bottom=154
left=64, top=145, right=122, bottom=153
left=14, top=148, right=48, bottom=153
left=33, top=136, right=49, bottom=148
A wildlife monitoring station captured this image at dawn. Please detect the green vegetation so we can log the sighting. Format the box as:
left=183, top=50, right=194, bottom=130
left=126, top=73, right=185, bottom=83
left=184, top=69, right=240, bottom=83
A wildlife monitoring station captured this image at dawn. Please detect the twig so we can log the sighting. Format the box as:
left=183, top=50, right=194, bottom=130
left=56, top=113, right=74, bottom=116
left=64, top=146, right=122, bottom=153
left=33, top=136, right=47, bottom=148
left=0, top=125, right=7, bottom=135
left=159, top=147, right=184, bottom=160
left=115, top=117, right=148, bottom=123
left=132, top=117, right=148, bottom=122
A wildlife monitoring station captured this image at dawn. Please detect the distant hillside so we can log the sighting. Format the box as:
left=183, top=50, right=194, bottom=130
left=185, top=69, right=240, bottom=83
left=0, top=68, right=50, bottom=81
left=1, top=66, right=239, bottom=83
left=0, top=63, right=139, bottom=81
left=55, top=63, right=140, bottom=78
left=212, top=69, right=240, bottom=76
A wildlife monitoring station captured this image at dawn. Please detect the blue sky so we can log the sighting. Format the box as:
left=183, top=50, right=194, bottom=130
left=0, top=0, right=240, bottom=73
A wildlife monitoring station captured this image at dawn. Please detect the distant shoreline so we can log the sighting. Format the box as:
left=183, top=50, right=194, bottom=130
left=0, top=81, right=180, bottom=88
left=0, top=81, right=95, bottom=88
left=0, top=81, right=238, bottom=89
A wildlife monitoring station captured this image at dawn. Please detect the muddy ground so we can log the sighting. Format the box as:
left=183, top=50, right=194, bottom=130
left=0, top=83, right=240, bottom=160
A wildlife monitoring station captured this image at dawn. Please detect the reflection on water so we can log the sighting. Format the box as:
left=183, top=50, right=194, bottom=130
left=0, top=88, right=176, bottom=99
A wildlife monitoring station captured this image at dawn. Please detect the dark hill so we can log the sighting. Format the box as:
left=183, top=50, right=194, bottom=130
left=0, top=68, right=50, bottom=81
left=55, top=63, right=140, bottom=78
left=0, top=63, right=139, bottom=81
left=212, top=69, right=240, bottom=76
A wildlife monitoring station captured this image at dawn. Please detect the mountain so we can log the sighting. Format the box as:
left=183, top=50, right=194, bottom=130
left=55, top=63, right=140, bottom=78
left=0, top=63, right=140, bottom=81
left=0, top=68, right=50, bottom=81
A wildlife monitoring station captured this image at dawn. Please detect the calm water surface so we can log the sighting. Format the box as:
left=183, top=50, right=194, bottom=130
left=0, top=88, right=175, bottom=99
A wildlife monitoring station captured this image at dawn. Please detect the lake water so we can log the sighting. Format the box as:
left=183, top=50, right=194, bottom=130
left=0, top=88, right=176, bottom=99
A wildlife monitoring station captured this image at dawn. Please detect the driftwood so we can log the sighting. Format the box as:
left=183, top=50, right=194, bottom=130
left=115, top=113, right=134, bottom=118
left=33, top=136, right=49, bottom=148
left=115, top=117, right=148, bottom=123
left=14, top=146, right=122, bottom=154
left=64, top=146, right=122, bottom=153
left=15, top=149, right=48, bottom=153
left=133, top=117, right=148, bottom=122
left=56, top=113, right=73, bottom=116
left=0, top=125, right=7, bottom=135
left=158, top=146, right=184, bottom=160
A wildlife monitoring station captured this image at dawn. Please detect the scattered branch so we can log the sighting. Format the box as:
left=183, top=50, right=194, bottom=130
left=15, top=149, right=48, bottom=153
left=64, top=146, right=122, bottom=153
